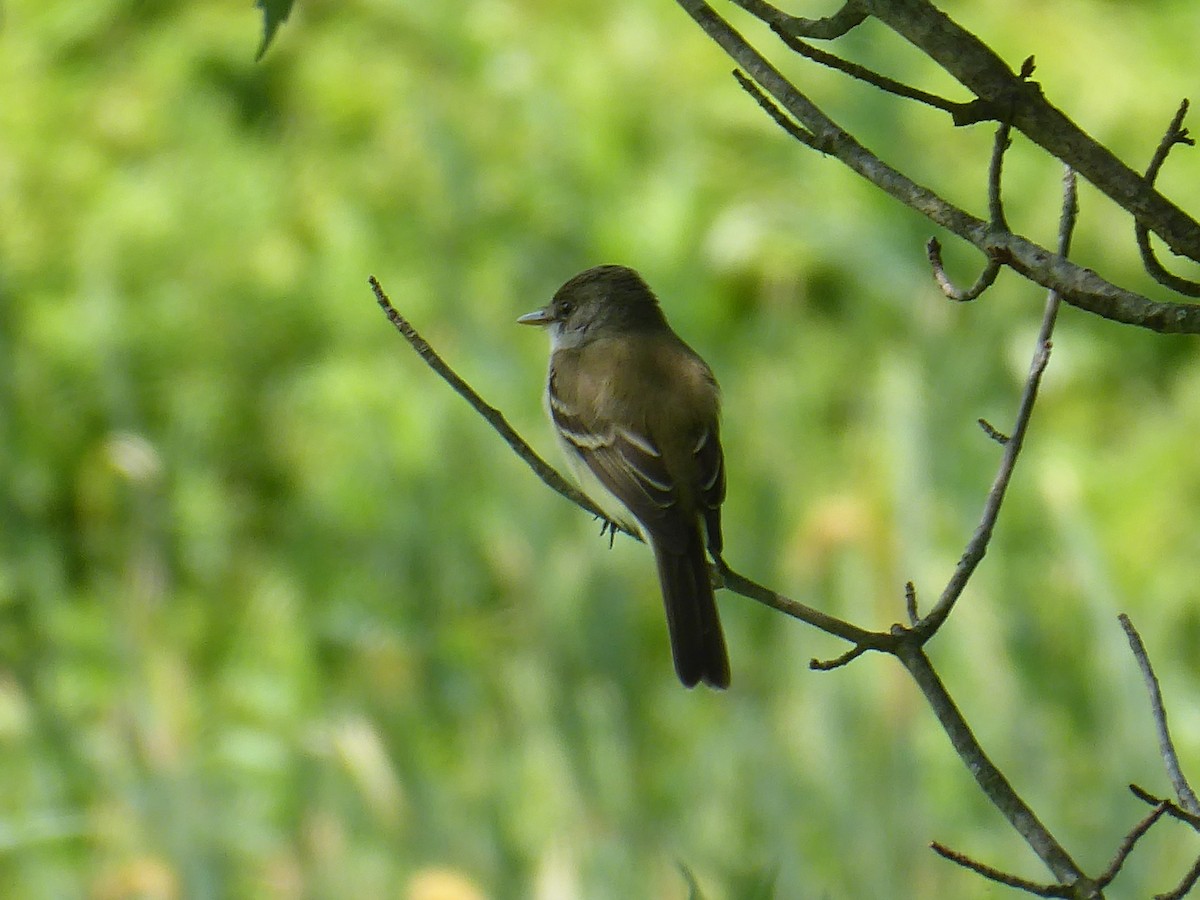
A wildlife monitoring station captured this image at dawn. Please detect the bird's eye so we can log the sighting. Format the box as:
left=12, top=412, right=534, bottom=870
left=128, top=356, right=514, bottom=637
left=558, top=301, right=573, bottom=317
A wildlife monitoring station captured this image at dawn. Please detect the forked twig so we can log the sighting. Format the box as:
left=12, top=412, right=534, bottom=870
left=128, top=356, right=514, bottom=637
left=929, top=800, right=1166, bottom=896
left=1136, top=100, right=1200, bottom=296
left=677, top=0, right=1200, bottom=333
left=1129, top=784, right=1200, bottom=830
left=730, top=0, right=867, bottom=40
left=370, top=276, right=886, bottom=649
left=915, top=167, right=1077, bottom=639
left=926, top=121, right=1012, bottom=301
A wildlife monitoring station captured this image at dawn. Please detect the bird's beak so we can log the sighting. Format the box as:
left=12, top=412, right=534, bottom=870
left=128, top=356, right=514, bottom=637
left=517, top=306, right=554, bottom=326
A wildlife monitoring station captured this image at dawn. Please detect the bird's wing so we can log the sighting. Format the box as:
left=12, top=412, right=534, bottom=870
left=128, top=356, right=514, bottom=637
left=691, top=422, right=725, bottom=556
left=547, top=384, right=695, bottom=551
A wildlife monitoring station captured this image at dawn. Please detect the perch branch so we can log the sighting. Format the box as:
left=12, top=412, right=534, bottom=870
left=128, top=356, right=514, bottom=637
left=372, top=252, right=1087, bottom=890
left=371, top=277, right=889, bottom=651
left=369, top=276, right=625, bottom=531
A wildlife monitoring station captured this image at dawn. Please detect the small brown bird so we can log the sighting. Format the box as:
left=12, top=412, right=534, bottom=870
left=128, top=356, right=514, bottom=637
left=518, top=265, right=730, bottom=688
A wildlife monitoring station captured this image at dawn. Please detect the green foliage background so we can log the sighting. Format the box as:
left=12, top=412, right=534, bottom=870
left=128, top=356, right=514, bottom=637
left=3, top=1, right=1200, bottom=897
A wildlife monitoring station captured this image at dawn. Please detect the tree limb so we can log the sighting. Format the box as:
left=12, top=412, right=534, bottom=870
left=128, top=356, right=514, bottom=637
left=369, top=276, right=623, bottom=530
left=676, top=0, right=1200, bottom=332
left=858, top=0, right=1200, bottom=261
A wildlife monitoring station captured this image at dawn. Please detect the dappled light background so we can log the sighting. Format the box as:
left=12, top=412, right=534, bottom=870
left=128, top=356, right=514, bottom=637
left=3, top=0, right=1200, bottom=896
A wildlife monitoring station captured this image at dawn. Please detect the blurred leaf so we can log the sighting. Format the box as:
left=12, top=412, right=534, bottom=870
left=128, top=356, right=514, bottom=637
left=255, top=0, right=294, bottom=60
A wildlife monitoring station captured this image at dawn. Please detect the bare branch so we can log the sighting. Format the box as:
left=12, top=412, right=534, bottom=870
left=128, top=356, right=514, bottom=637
left=1095, top=801, right=1169, bottom=889
left=897, top=643, right=1090, bottom=887
left=769, top=28, right=979, bottom=121
left=930, top=842, right=1072, bottom=896
left=927, top=237, right=1001, bottom=301
left=731, top=69, right=819, bottom=149
left=730, top=0, right=867, bottom=39
left=915, top=169, right=1077, bottom=638
left=675, top=0, right=1200, bottom=332
left=977, top=418, right=1009, bottom=444
left=904, top=580, right=919, bottom=625
left=372, top=248, right=1092, bottom=893
left=717, top=566, right=888, bottom=647
left=858, top=0, right=1200, bottom=262
left=810, top=644, right=868, bottom=671
left=1158, top=855, right=1200, bottom=900
left=1129, top=784, right=1200, bottom=831
left=1120, top=614, right=1200, bottom=814
left=1136, top=100, right=1200, bottom=296
left=369, top=276, right=630, bottom=534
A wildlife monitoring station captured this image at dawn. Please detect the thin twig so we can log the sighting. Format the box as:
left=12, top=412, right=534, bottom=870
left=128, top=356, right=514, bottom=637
left=1158, top=854, right=1200, bottom=900
left=927, top=237, right=1001, bottom=301
left=1129, top=784, right=1200, bottom=830
left=926, top=121, right=1011, bottom=300
left=810, top=644, right=868, bottom=671
left=719, top=567, right=887, bottom=647
left=1135, top=99, right=1200, bottom=296
left=732, top=70, right=820, bottom=150
left=988, top=121, right=1013, bottom=230
left=931, top=843, right=1072, bottom=896
left=369, top=276, right=630, bottom=534
left=977, top=418, right=1009, bottom=444
left=905, top=581, right=919, bottom=625
left=915, top=168, right=1077, bottom=638
left=730, top=0, right=867, bottom=40
left=769, top=28, right=985, bottom=123
left=1096, top=801, right=1169, bottom=888
left=1120, top=614, right=1200, bottom=814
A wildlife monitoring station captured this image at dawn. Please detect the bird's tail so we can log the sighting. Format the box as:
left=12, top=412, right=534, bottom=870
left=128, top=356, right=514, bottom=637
left=652, top=530, right=730, bottom=689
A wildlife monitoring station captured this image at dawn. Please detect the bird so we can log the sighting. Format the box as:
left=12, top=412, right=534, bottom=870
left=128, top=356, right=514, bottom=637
left=518, top=265, right=731, bottom=688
